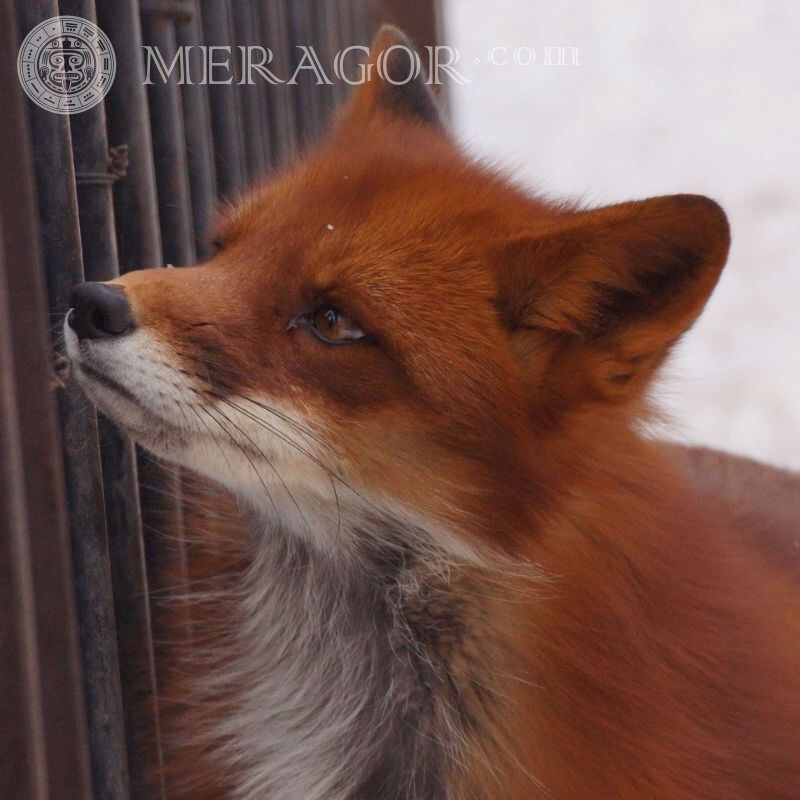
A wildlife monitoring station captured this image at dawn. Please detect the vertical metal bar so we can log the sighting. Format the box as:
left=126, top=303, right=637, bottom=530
left=1, top=3, right=93, bottom=799
left=139, top=2, right=193, bottom=656
left=249, top=3, right=277, bottom=174
left=312, top=1, right=339, bottom=122
left=96, top=415, right=165, bottom=800
left=259, top=0, right=298, bottom=164
left=67, top=28, right=119, bottom=277
left=200, top=0, right=246, bottom=198
left=176, top=1, right=219, bottom=259
left=351, top=0, right=365, bottom=46
left=351, top=0, right=375, bottom=51
left=0, top=247, right=48, bottom=800
left=230, top=0, right=271, bottom=182
left=99, top=3, right=164, bottom=272
left=140, top=7, right=196, bottom=266
left=93, top=2, right=171, bottom=797
left=285, top=0, right=326, bottom=146
left=53, top=1, right=134, bottom=795
left=0, top=189, right=48, bottom=800
left=338, top=0, right=355, bottom=51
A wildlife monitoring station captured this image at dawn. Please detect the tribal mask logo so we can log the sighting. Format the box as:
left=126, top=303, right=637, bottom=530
left=18, top=16, right=116, bottom=115
left=38, top=34, right=96, bottom=94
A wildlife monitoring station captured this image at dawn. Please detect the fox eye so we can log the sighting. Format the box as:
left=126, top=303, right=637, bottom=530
left=294, top=305, right=366, bottom=345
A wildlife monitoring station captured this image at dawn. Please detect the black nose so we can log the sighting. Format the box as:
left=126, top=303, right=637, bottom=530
left=68, top=282, right=133, bottom=340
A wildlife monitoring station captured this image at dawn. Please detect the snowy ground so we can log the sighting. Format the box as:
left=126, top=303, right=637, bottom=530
left=442, top=0, right=800, bottom=470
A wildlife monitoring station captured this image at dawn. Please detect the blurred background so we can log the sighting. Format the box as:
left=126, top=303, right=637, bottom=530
left=443, top=0, right=800, bottom=469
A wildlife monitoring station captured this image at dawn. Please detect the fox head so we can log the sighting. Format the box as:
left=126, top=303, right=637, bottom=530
left=65, top=26, right=729, bottom=559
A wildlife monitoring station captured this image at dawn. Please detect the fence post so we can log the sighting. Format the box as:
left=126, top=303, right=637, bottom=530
left=138, top=3, right=194, bottom=657
left=258, top=0, right=299, bottom=165
left=96, top=1, right=172, bottom=796
left=0, top=3, right=93, bottom=799
left=176, top=2, right=219, bottom=260
left=231, top=0, right=272, bottom=183
left=200, top=0, right=247, bottom=198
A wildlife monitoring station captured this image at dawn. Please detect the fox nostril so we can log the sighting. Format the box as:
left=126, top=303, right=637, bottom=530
left=68, top=281, right=134, bottom=340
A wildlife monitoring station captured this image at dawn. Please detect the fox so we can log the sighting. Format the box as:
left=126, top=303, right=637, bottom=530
left=63, top=25, right=800, bottom=800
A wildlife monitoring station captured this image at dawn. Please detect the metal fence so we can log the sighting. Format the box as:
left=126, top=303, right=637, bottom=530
left=0, top=2, right=440, bottom=798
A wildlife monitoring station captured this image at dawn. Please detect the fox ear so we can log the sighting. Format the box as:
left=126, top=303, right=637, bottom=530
left=343, top=25, right=442, bottom=128
left=494, top=194, right=730, bottom=406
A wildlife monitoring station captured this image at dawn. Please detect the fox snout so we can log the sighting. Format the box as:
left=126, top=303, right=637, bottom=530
left=68, top=281, right=134, bottom=340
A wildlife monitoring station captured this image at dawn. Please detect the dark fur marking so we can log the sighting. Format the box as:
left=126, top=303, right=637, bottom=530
left=589, top=245, right=705, bottom=336
left=377, top=34, right=442, bottom=127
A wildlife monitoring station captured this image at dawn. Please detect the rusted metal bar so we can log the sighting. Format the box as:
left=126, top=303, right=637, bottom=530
left=1, top=3, right=92, bottom=799
left=200, top=0, right=247, bottom=198
left=95, top=1, right=171, bottom=796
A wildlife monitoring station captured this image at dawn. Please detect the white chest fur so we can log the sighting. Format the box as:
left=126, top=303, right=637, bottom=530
left=181, top=525, right=481, bottom=800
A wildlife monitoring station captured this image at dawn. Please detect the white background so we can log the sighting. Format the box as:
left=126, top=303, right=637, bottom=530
left=443, top=0, right=800, bottom=470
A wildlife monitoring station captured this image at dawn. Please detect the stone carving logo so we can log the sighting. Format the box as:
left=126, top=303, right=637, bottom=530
left=17, top=16, right=115, bottom=114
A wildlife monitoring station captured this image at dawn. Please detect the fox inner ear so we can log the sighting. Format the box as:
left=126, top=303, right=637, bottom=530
left=345, top=25, right=442, bottom=128
left=494, top=194, right=730, bottom=406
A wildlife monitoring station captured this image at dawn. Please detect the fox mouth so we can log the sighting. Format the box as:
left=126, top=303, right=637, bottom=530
left=77, top=360, right=142, bottom=407
left=69, top=357, right=189, bottom=450
left=62, top=319, right=191, bottom=449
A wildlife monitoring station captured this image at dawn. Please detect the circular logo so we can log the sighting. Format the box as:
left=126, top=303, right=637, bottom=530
left=17, top=16, right=116, bottom=115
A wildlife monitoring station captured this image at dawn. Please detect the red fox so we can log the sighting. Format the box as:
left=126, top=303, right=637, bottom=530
left=64, top=25, right=800, bottom=800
